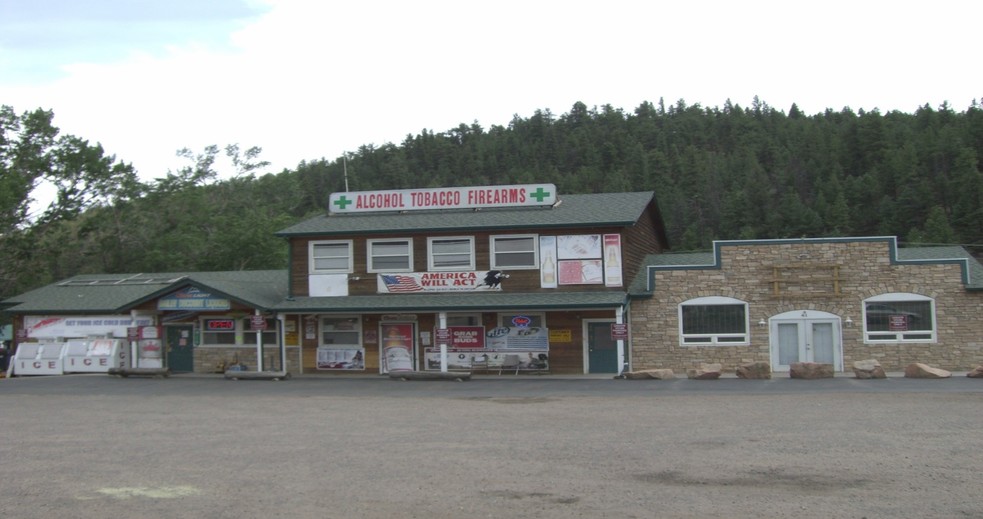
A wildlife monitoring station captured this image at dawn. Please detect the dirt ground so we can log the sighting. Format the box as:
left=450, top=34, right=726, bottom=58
left=1, top=375, right=981, bottom=518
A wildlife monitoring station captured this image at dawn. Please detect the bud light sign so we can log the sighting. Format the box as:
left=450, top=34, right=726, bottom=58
left=511, top=315, right=533, bottom=327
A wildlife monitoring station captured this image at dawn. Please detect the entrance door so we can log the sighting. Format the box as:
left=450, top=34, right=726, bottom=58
left=585, top=321, right=618, bottom=374
left=166, top=325, right=195, bottom=373
left=771, top=316, right=840, bottom=371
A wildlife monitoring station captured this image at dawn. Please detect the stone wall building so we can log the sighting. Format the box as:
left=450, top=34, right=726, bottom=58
left=628, top=237, right=983, bottom=373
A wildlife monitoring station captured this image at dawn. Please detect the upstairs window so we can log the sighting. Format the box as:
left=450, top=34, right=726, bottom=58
left=864, top=293, right=935, bottom=342
left=679, top=296, right=749, bottom=345
left=428, top=237, right=474, bottom=271
left=490, top=234, right=538, bottom=269
left=368, top=238, right=413, bottom=272
left=310, top=240, right=353, bottom=273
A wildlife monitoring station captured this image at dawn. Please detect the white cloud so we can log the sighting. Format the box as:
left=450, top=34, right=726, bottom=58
left=2, top=0, right=980, bottom=182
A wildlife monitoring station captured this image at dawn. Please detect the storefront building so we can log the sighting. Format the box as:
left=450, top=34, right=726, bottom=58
left=272, top=184, right=667, bottom=375
left=5, top=187, right=982, bottom=377
left=628, top=237, right=983, bottom=373
left=3, top=185, right=670, bottom=376
left=2, top=271, right=290, bottom=375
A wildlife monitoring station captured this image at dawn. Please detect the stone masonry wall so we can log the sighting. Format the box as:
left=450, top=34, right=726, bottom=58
left=629, top=240, right=983, bottom=372
left=194, top=346, right=302, bottom=373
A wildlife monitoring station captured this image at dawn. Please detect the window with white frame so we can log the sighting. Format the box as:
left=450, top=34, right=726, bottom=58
left=202, top=318, right=238, bottom=345
left=242, top=317, right=278, bottom=345
left=679, top=296, right=749, bottom=345
left=428, top=236, right=474, bottom=270
left=321, top=316, right=361, bottom=347
left=368, top=238, right=413, bottom=272
left=490, top=234, right=538, bottom=269
left=863, top=293, right=935, bottom=342
left=310, top=240, right=353, bottom=273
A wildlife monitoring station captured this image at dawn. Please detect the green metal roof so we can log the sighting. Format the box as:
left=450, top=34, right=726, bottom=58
left=2, top=270, right=288, bottom=314
left=276, top=191, right=658, bottom=236
left=3, top=269, right=626, bottom=315
left=273, top=291, right=629, bottom=313
left=897, top=245, right=983, bottom=289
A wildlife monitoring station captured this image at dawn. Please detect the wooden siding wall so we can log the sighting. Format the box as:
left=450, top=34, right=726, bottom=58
left=290, top=223, right=664, bottom=297
left=294, top=309, right=615, bottom=375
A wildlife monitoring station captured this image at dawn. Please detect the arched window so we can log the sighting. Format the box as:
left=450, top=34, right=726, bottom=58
left=678, top=296, right=749, bottom=345
left=863, top=293, right=935, bottom=343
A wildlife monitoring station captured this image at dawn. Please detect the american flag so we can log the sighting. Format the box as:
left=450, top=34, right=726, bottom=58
left=382, top=274, right=422, bottom=293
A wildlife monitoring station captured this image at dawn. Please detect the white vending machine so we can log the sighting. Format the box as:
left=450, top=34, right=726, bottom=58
left=135, top=326, right=164, bottom=368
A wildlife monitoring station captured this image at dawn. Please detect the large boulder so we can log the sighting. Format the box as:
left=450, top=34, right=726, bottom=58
left=686, top=363, right=723, bottom=380
left=789, top=362, right=835, bottom=379
left=623, top=368, right=675, bottom=380
left=904, top=363, right=952, bottom=379
left=852, top=359, right=887, bottom=379
left=965, top=365, right=983, bottom=378
left=736, top=361, right=772, bottom=379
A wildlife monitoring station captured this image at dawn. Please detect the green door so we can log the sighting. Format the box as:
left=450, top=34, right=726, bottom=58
left=166, top=325, right=195, bottom=372
left=587, top=321, right=618, bottom=373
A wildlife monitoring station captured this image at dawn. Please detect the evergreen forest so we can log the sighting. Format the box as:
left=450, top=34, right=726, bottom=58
left=2, top=97, right=983, bottom=308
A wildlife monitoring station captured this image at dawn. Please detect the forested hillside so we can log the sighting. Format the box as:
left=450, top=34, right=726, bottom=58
left=2, top=98, right=983, bottom=305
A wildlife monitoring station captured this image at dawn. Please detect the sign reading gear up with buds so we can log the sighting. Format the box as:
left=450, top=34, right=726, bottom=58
left=328, top=184, right=557, bottom=214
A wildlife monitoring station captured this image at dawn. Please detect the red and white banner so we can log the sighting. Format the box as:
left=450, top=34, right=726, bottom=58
left=23, top=315, right=155, bottom=339
left=377, top=271, right=505, bottom=293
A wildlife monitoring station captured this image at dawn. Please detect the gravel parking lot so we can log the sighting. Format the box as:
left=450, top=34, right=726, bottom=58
left=1, top=374, right=981, bottom=518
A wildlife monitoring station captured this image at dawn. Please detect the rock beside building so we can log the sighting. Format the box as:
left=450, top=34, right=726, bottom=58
left=789, top=362, right=834, bottom=379
left=904, top=363, right=952, bottom=379
left=852, top=359, right=887, bottom=379
left=686, top=363, right=723, bottom=380
left=624, top=368, right=676, bottom=380
left=736, top=362, right=771, bottom=379
left=966, top=365, right=983, bottom=378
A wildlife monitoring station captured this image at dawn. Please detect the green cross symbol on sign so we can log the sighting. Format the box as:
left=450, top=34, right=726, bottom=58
left=333, top=196, right=353, bottom=210
left=529, top=187, right=551, bottom=202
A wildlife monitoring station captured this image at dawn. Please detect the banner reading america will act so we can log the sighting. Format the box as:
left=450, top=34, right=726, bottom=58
left=377, top=271, right=505, bottom=293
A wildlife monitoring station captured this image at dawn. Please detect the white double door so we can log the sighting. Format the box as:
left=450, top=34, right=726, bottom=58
left=770, top=311, right=842, bottom=371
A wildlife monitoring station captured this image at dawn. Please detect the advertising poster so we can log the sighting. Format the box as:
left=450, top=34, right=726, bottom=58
left=23, top=315, right=154, bottom=339
left=377, top=271, right=505, bottom=293
left=603, top=234, right=623, bottom=287
left=424, top=349, right=548, bottom=372
left=316, top=348, right=365, bottom=370
left=448, top=326, right=485, bottom=348
left=539, top=236, right=558, bottom=288
left=485, top=326, right=550, bottom=350
left=557, top=234, right=601, bottom=259
left=558, top=260, right=604, bottom=285
left=381, top=323, right=414, bottom=372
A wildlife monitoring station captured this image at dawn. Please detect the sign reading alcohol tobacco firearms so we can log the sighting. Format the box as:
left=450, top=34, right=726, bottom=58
left=328, top=184, right=557, bottom=214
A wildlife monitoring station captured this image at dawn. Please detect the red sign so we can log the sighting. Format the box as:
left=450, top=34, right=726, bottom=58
left=449, top=326, right=485, bottom=348
left=435, top=328, right=451, bottom=345
left=250, top=315, right=268, bottom=331
left=610, top=323, right=629, bottom=341
left=206, top=319, right=235, bottom=330
left=888, top=315, right=909, bottom=331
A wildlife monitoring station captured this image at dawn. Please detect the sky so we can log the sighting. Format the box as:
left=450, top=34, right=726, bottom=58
left=1, top=0, right=981, bottom=182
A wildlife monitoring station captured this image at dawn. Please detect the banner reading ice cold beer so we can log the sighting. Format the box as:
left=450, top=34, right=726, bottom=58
left=23, top=315, right=155, bottom=339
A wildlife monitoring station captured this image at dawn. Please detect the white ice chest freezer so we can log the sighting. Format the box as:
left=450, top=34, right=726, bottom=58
left=12, top=343, right=66, bottom=375
left=62, top=339, right=127, bottom=373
